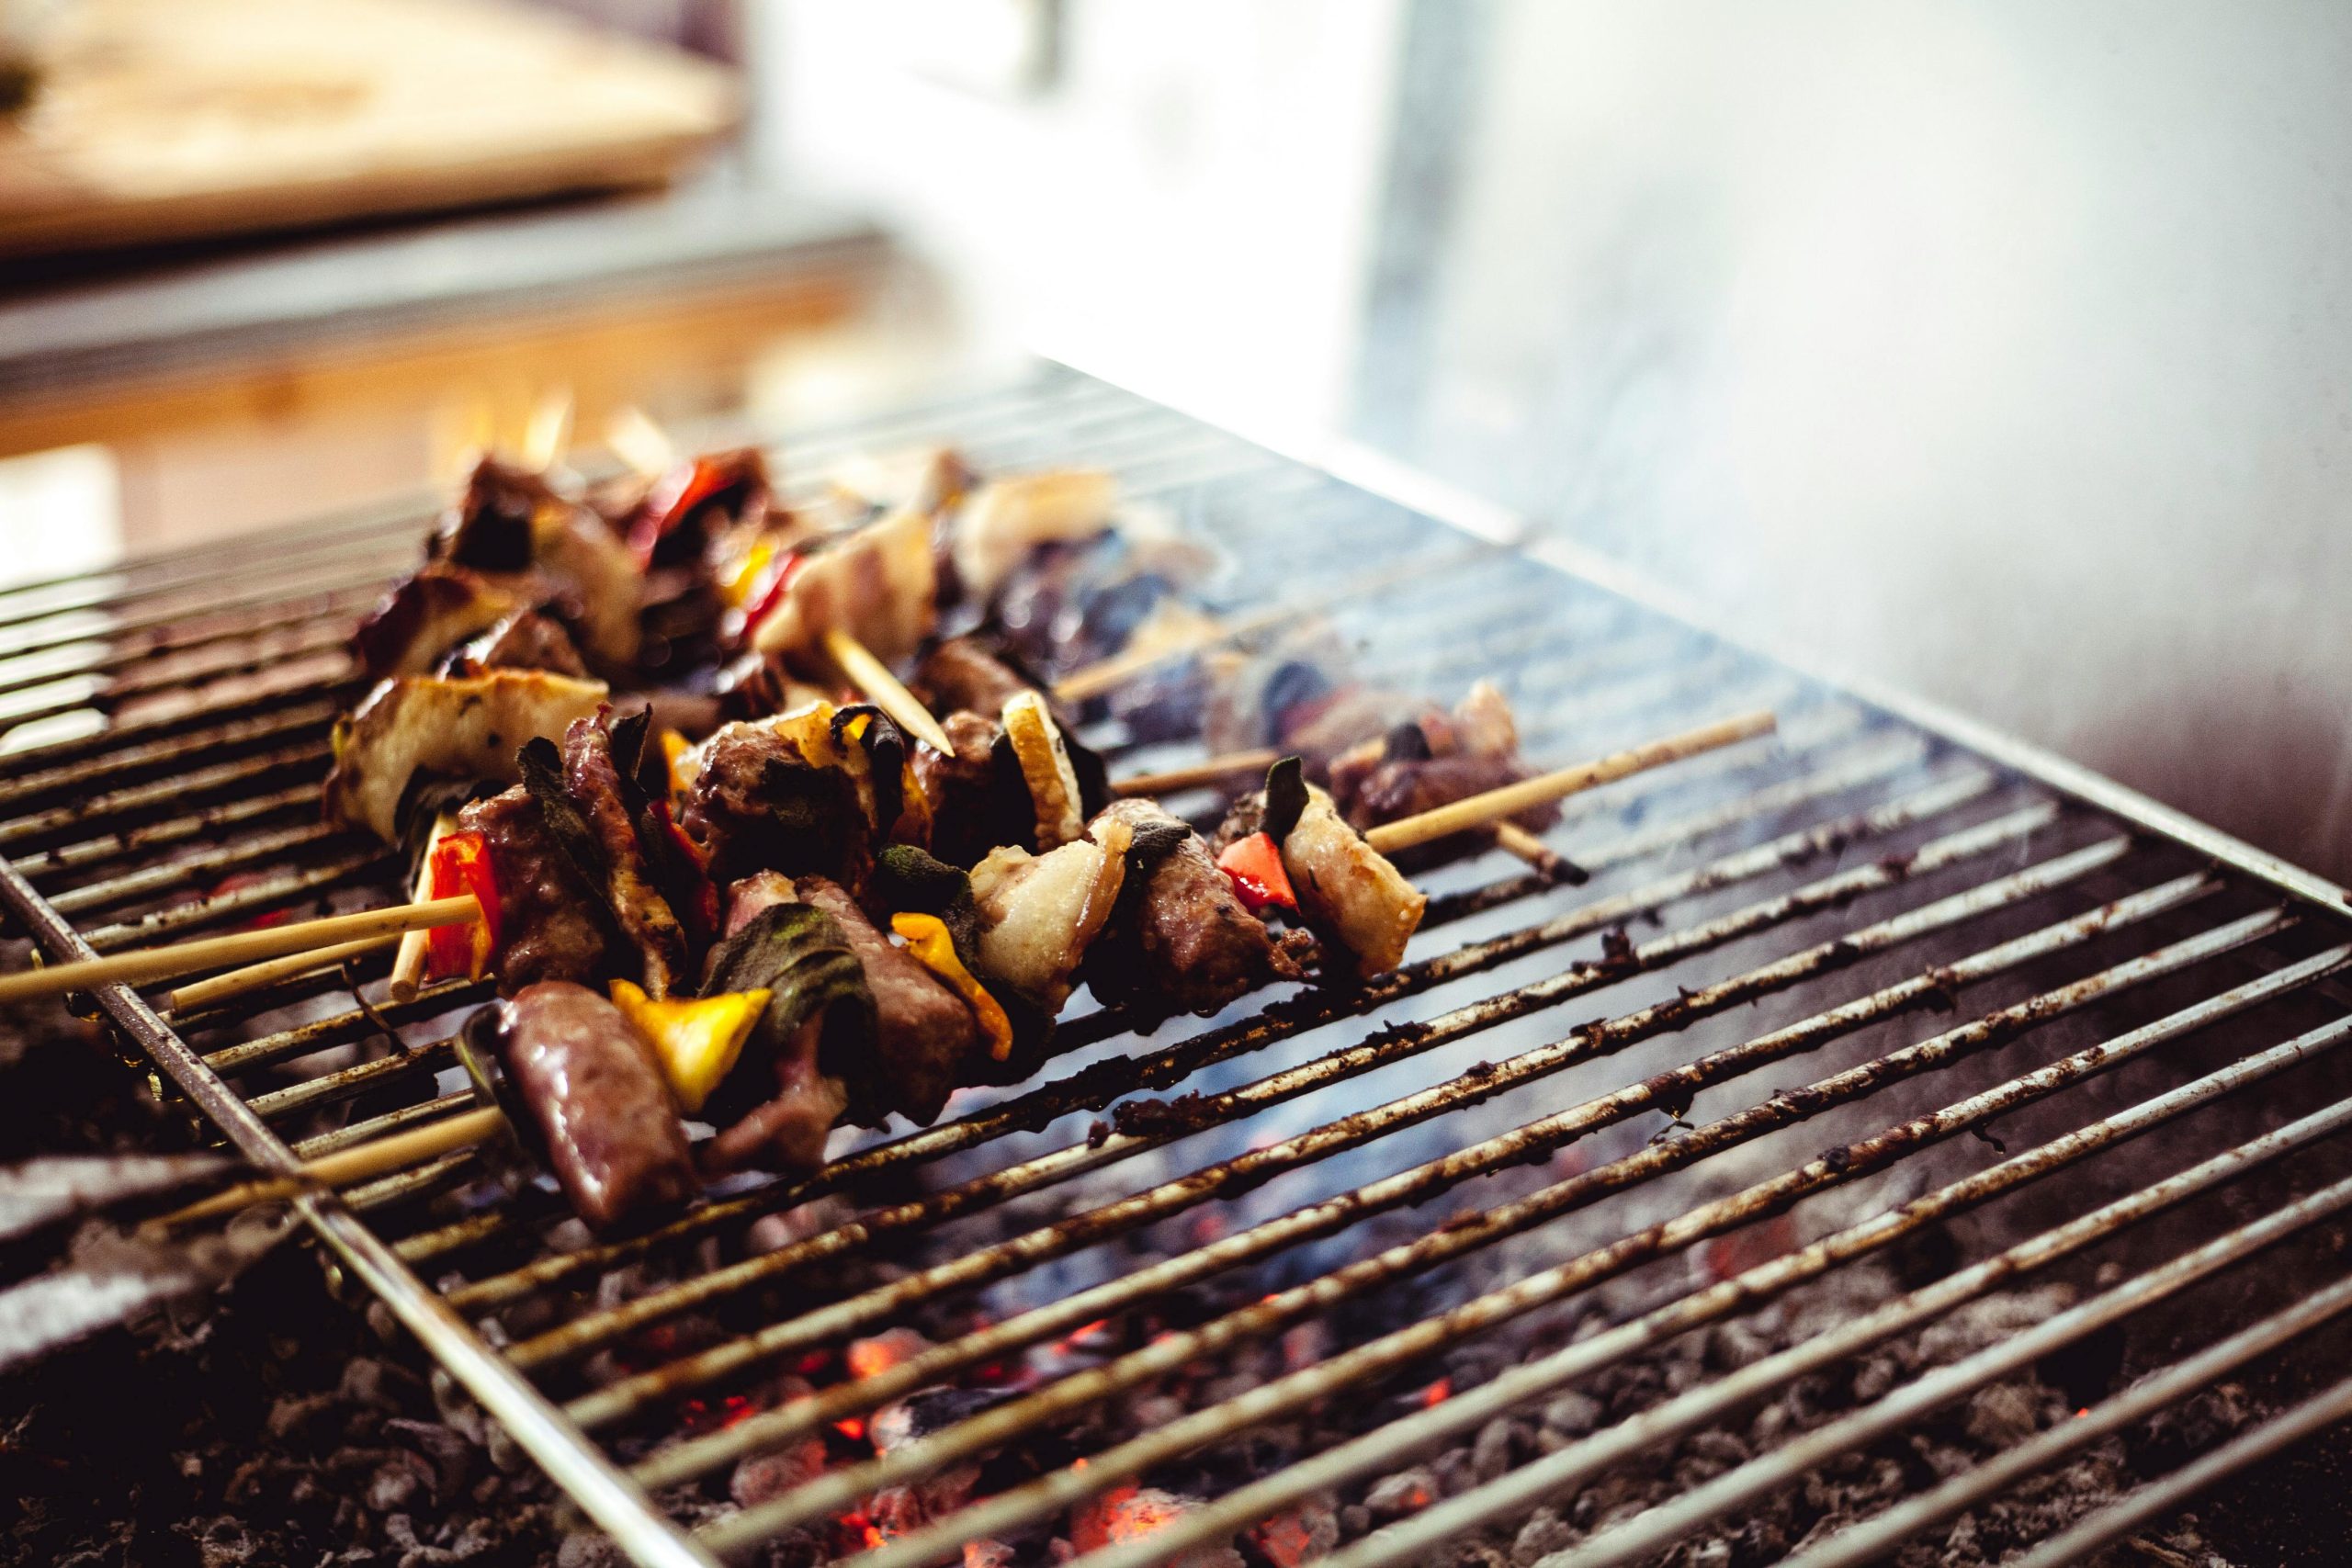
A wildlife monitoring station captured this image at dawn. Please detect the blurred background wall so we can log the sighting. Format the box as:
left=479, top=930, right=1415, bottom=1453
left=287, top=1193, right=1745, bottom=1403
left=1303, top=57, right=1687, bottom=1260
left=761, top=0, right=2352, bottom=881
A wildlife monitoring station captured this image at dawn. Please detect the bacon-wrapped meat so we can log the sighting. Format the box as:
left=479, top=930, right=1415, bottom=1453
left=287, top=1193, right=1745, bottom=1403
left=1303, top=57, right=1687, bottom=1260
left=322, top=669, right=607, bottom=844
left=1082, top=799, right=1311, bottom=1020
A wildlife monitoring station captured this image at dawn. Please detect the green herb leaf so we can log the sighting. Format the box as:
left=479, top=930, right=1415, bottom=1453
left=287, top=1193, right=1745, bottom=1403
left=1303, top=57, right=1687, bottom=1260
left=697, top=902, right=876, bottom=1113
left=515, top=737, right=613, bottom=908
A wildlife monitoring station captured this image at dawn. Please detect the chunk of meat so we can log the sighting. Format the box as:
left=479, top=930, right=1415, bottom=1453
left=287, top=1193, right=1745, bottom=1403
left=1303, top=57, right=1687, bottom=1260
left=910, top=709, right=1007, bottom=869
left=453, top=608, right=587, bottom=676
left=750, top=509, right=936, bottom=669
left=679, top=721, right=870, bottom=889
left=1325, top=681, right=1557, bottom=860
left=1083, top=799, right=1308, bottom=1020
left=910, top=637, right=1036, bottom=720
left=457, top=787, right=612, bottom=991
left=352, top=564, right=520, bottom=679
left=1275, top=784, right=1425, bottom=979
left=323, top=670, right=608, bottom=844
left=492, top=982, right=696, bottom=1232
left=1217, top=783, right=1424, bottom=980
left=431, top=456, right=643, bottom=672
left=797, top=876, right=978, bottom=1125
left=949, top=469, right=1116, bottom=604
left=967, top=818, right=1132, bottom=1015
left=560, top=713, right=692, bottom=998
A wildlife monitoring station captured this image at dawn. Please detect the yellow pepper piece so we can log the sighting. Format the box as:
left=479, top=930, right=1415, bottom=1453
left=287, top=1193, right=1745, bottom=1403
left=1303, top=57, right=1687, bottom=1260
left=717, top=538, right=775, bottom=609
left=891, top=912, right=1015, bottom=1062
left=611, top=979, right=772, bottom=1113
left=660, top=729, right=695, bottom=801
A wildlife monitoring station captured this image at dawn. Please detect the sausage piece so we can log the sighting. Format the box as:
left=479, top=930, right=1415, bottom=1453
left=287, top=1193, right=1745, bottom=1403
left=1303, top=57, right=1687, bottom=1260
left=495, top=981, right=697, bottom=1231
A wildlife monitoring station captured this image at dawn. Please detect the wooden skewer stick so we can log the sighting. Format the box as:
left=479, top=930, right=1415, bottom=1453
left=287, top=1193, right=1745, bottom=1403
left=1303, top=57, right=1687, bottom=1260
left=166, top=934, right=400, bottom=1016
left=0, top=895, right=481, bottom=1008
left=821, top=626, right=956, bottom=756
left=1491, top=822, right=1585, bottom=885
left=1364, top=709, right=1777, bottom=855
left=153, top=1105, right=507, bottom=1230
left=388, top=811, right=459, bottom=1003
left=1109, top=749, right=1281, bottom=798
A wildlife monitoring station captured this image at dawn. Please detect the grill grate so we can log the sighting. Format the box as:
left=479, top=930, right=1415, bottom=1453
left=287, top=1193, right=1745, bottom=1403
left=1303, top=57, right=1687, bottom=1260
left=6, top=366, right=2352, bottom=1567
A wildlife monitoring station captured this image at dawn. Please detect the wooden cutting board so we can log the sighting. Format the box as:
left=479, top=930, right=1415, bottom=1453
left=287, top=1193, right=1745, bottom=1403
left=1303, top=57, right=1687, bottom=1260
left=0, top=0, right=739, bottom=257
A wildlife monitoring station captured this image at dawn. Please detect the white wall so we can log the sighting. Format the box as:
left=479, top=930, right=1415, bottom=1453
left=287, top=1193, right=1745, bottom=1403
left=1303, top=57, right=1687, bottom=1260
left=753, top=0, right=1404, bottom=452
left=1391, top=1, right=2352, bottom=879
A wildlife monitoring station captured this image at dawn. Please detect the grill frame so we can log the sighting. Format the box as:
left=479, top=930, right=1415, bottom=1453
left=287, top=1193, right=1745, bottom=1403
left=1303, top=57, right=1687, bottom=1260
left=5, top=364, right=2350, bottom=1568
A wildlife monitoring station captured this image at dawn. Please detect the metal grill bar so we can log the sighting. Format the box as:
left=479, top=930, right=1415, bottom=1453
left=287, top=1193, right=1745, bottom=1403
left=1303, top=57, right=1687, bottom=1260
left=781, top=910, right=2302, bottom=1568
left=639, top=868, right=2215, bottom=1497
left=6, top=367, right=2350, bottom=1568
left=437, top=759, right=1992, bottom=1307
left=509, top=802, right=2073, bottom=1377
left=1075, top=976, right=2352, bottom=1568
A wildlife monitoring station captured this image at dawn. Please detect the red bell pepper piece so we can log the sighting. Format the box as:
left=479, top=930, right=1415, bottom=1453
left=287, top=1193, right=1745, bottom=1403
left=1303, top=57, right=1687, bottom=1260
left=628, top=457, right=733, bottom=570
left=424, top=829, right=502, bottom=981
left=1215, top=830, right=1298, bottom=917
left=647, top=798, right=721, bottom=938
left=739, top=547, right=805, bottom=637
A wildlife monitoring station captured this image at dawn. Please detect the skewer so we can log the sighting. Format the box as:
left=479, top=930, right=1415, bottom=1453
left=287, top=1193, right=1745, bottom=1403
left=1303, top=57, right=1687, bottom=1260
left=137, top=709, right=1775, bottom=1224
left=165, top=933, right=400, bottom=1015
left=1051, top=546, right=1497, bottom=705
left=1363, top=709, right=1778, bottom=855
left=150, top=1104, right=507, bottom=1230
left=0, top=895, right=481, bottom=1007
left=821, top=626, right=957, bottom=756
left=1491, top=822, right=1583, bottom=884
left=1108, top=749, right=1281, bottom=798
left=388, top=810, right=458, bottom=1003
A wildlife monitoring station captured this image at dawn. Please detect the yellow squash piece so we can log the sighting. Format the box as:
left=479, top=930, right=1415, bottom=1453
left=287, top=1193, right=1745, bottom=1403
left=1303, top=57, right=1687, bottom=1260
left=891, top=912, right=1015, bottom=1062
left=1001, top=690, right=1084, bottom=849
left=611, top=979, right=772, bottom=1113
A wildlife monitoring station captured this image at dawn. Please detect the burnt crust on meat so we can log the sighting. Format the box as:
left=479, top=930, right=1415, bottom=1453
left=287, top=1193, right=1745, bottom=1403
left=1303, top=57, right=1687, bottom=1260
left=560, top=712, right=693, bottom=998
left=910, top=709, right=1009, bottom=868
left=456, top=787, right=614, bottom=992
left=1084, top=798, right=1307, bottom=1021
left=797, top=875, right=979, bottom=1126
left=681, top=725, right=871, bottom=890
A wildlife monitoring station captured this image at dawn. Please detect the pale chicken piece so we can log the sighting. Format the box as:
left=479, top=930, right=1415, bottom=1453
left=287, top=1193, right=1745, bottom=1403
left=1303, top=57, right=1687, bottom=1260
left=751, top=509, right=937, bottom=668
left=526, top=497, right=643, bottom=671
left=1280, top=784, right=1426, bottom=979
left=967, top=818, right=1134, bottom=1014
left=322, top=670, right=608, bottom=844
left=826, top=446, right=974, bottom=520
left=950, top=469, right=1116, bottom=603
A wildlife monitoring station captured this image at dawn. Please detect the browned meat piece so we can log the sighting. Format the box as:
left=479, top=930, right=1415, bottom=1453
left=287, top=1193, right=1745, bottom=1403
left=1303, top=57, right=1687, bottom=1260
left=428, top=457, right=643, bottom=675
left=910, top=709, right=1007, bottom=868
left=457, top=786, right=612, bottom=992
left=560, top=713, right=692, bottom=998
left=431, top=458, right=539, bottom=573
left=1212, top=783, right=1425, bottom=980
left=456, top=608, right=587, bottom=676
left=352, top=564, right=519, bottom=679
left=701, top=1041, right=844, bottom=1177
left=722, top=870, right=797, bottom=936
left=1083, top=799, right=1309, bottom=1020
left=797, top=876, right=978, bottom=1125
left=1324, top=681, right=1557, bottom=863
left=911, top=637, right=1035, bottom=719
left=680, top=723, right=870, bottom=889
left=492, top=981, right=696, bottom=1231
